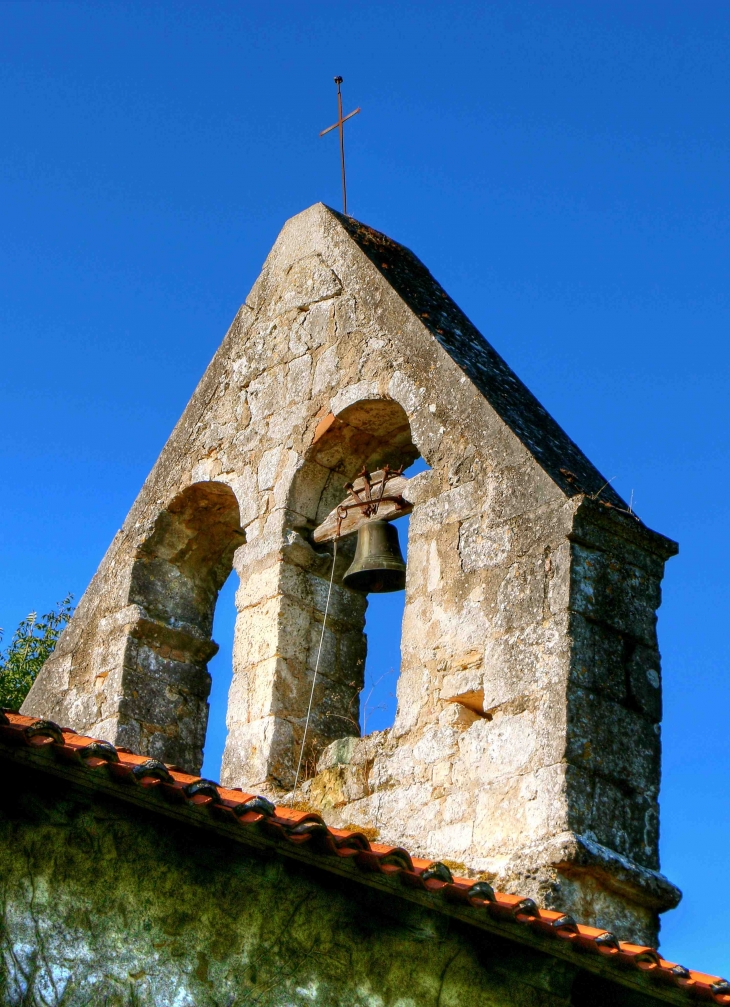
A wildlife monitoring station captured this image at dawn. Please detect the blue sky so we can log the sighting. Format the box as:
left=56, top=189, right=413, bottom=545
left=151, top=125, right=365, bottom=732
left=2, top=0, right=729, bottom=976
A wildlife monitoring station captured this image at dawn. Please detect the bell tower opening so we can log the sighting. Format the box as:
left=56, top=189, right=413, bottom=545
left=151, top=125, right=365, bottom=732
left=125, top=480, right=244, bottom=774
left=201, top=568, right=238, bottom=780
left=272, top=398, right=422, bottom=784
left=358, top=455, right=430, bottom=735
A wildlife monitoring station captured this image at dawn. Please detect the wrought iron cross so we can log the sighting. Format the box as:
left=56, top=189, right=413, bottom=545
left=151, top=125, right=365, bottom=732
left=320, top=76, right=360, bottom=216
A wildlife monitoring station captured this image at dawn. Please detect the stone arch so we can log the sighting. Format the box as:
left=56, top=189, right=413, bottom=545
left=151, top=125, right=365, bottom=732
left=292, top=398, right=420, bottom=530
left=220, top=398, right=421, bottom=794
left=119, top=481, right=245, bottom=773
left=291, top=398, right=422, bottom=743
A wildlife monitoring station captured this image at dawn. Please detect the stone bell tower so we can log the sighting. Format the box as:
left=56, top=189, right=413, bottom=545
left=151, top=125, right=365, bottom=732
left=23, top=203, right=680, bottom=945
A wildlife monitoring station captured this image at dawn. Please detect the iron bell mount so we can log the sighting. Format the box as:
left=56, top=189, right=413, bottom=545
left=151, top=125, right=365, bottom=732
left=311, top=466, right=412, bottom=594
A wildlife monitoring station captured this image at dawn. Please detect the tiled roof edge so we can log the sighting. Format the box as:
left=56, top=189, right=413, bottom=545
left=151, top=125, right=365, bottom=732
left=0, top=712, right=724, bottom=1006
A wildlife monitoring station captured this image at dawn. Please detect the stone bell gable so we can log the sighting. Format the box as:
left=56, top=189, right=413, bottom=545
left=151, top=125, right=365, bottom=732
left=23, top=202, right=679, bottom=944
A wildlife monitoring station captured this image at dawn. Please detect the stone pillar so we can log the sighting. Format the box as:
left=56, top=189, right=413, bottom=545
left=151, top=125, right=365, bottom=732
left=221, top=520, right=367, bottom=792
left=23, top=481, right=244, bottom=775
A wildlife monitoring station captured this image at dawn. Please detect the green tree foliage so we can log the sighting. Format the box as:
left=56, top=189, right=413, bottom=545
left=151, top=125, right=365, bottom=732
left=0, top=596, right=74, bottom=710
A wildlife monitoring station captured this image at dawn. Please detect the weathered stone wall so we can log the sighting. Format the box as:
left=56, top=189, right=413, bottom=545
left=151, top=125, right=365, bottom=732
left=0, top=762, right=668, bottom=1007
left=303, top=494, right=677, bottom=945
left=22, top=203, right=679, bottom=943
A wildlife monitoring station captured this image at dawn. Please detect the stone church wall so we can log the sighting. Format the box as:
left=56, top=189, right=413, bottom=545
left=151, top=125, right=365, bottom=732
left=0, top=762, right=665, bottom=1007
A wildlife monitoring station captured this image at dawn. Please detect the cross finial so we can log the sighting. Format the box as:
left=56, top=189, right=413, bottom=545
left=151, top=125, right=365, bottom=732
left=320, top=76, right=361, bottom=216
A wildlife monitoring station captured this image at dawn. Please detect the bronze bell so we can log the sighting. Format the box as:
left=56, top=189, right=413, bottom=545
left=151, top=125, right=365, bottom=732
left=343, top=519, right=407, bottom=593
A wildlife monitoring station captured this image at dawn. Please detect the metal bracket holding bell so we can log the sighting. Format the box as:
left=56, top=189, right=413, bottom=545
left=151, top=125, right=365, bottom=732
left=311, top=467, right=411, bottom=594
left=312, top=466, right=413, bottom=544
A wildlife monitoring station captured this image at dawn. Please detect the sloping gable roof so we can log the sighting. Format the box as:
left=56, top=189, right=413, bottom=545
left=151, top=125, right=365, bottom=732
left=332, top=208, right=627, bottom=510
left=1, top=711, right=725, bottom=1006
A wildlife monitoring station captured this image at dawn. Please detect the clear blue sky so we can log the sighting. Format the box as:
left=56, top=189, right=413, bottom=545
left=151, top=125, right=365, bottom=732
left=2, top=0, right=729, bottom=977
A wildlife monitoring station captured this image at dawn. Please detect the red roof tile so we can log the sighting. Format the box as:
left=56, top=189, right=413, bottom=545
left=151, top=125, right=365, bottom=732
left=1, top=710, right=726, bottom=1005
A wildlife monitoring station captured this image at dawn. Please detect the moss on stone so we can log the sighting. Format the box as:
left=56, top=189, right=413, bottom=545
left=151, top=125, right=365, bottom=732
left=0, top=762, right=590, bottom=1007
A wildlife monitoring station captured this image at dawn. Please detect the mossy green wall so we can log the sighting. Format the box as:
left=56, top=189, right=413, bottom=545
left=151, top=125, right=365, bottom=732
left=0, top=764, right=657, bottom=1007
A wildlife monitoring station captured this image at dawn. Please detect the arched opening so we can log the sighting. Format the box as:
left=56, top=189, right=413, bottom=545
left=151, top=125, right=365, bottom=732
left=281, top=398, right=421, bottom=780
left=123, top=481, right=244, bottom=774
left=201, top=570, right=237, bottom=780
left=359, top=454, right=430, bottom=735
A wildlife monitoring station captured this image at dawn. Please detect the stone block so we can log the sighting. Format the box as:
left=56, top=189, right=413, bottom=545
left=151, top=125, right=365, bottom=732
left=306, top=296, right=336, bottom=340
left=626, top=643, right=662, bottom=723
left=226, top=655, right=285, bottom=723
left=494, top=556, right=547, bottom=632
left=116, top=672, right=207, bottom=734
left=286, top=459, right=332, bottom=522
left=235, top=560, right=280, bottom=609
left=291, top=675, right=360, bottom=742
left=487, top=462, right=561, bottom=522
left=409, top=482, right=480, bottom=536
left=388, top=369, right=426, bottom=416
left=308, top=764, right=369, bottom=808
left=432, top=759, right=452, bottom=786
left=568, top=613, right=628, bottom=703
left=566, top=764, right=659, bottom=871
left=271, top=453, right=303, bottom=510
left=227, top=466, right=259, bottom=527
left=317, top=734, right=359, bottom=771
left=304, top=620, right=338, bottom=674
left=286, top=353, right=313, bottom=403
left=458, top=517, right=513, bottom=572
left=247, top=364, right=287, bottom=422
left=566, top=689, right=660, bottom=794
left=456, top=708, right=539, bottom=784
left=312, top=345, right=339, bottom=394
left=426, top=821, right=475, bottom=858
left=272, top=253, right=342, bottom=313
left=472, top=762, right=570, bottom=857
left=268, top=404, right=310, bottom=450
left=412, top=725, right=460, bottom=766
left=438, top=703, right=482, bottom=729
left=392, top=663, right=432, bottom=735
left=570, top=543, right=660, bottom=645
left=233, top=596, right=284, bottom=666
left=257, top=446, right=283, bottom=490
left=221, top=715, right=296, bottom=790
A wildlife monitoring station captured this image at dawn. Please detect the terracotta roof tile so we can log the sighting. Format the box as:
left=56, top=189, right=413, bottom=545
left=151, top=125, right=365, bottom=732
left=1, top=710, right=726, bottom=1005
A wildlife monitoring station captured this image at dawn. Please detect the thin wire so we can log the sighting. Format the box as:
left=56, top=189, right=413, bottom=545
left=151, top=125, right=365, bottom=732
left=292, top=538, right=338, bottom=799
